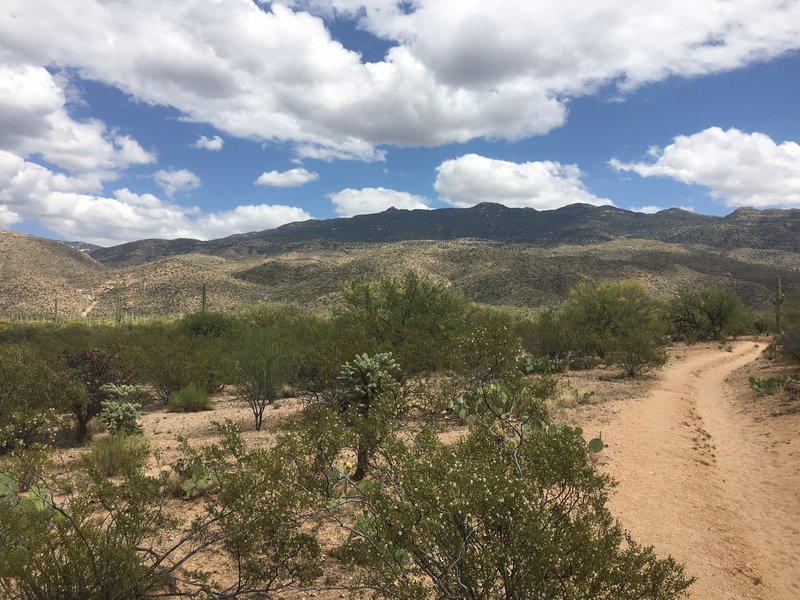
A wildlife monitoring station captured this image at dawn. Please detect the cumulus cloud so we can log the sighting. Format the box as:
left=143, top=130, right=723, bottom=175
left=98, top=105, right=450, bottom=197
left=153, top=168, right=201, bottom=197
left=3, top=1, right=796, bottom=159
left=328, top=187, right=430, bottom=216
left=0, top=64, right=155, bottom=176
left=0, top=149, right=311, bottom=245
left=610, top=127, right=800, bottom=207
left=434, top=154, right=612, bottom=210
left=630, top=205, right=662, bottom=214
left=191, top=135, right=224, bottom=151
left=255, top=168, right=319, bottom=188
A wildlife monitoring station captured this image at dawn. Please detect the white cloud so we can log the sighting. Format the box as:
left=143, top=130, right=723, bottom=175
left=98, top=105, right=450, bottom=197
left=4, top=1, right=796, bottom=160
left=434, top=154, right=613, bottom=210
left=0, top=149, right=310, bottom=245
left=328, top=187, right=430, bottom=216
left=0, top=64, right=155, bottom=176
left=610, top=127, right=800, bottom=207
left=191, top=135, right=224, bottom=151
left=153, top=168, right=201, bottom=197
left=192, top=204, right=312, bottom=239
left=255, top=167, right=319, bottom=188
left=630, top=205, right=662, bottom=214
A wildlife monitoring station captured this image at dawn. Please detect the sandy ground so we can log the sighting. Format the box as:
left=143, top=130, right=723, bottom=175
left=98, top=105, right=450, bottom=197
left=575, top=341, right=800, bottom=600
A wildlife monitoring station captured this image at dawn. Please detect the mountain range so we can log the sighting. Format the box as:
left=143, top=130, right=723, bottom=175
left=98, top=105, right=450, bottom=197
left=2, top=203, right=799, bottom=319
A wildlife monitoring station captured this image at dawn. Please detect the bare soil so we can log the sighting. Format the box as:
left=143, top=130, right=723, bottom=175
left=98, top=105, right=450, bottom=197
left=572, top=341, right=800, bottom=600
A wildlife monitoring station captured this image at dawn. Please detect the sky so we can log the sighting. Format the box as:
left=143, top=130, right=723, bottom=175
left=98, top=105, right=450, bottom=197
left=1, top=0, right=799, bottom=246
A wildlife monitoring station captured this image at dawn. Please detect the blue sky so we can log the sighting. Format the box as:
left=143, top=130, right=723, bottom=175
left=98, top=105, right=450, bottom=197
left=1, top=1, right=799, bottom=246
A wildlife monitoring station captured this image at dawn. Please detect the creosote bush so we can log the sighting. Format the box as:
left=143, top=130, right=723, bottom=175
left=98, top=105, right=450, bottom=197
left=0, top=421, right=321, bottom=599
left=335, top=421, right=692, bottom=600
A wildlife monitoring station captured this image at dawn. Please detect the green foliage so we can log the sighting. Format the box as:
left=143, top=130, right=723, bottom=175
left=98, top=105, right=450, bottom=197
left=527, top=281, right=667, bottom=377
left=448, top=377, right=552, bottom=432
left=667, top=288, right=753, bottom=341
left=775, top=288, right=800, bottom=362
left=525, top=306, right=580, bottom=360
left=0, top=346, right=76, bottom=452
left=338, top=424, right=691, bottom=599
left=0, top=422, right=321, bottom=599
left=518, top=355, right=570, bottom=374
left=562, top=280, right=665, bottom=359
left=176, top=310, right=236, bottom=338
left=615, top=330, right=668, bottom=377
left=454, top=308, right=522, bottom=384
left=84, top=435, right=149, bottom=476
left=167, top=384, right=213, bottom=412
left=56, top=344, right=135, bottom=443
left=748, top=374, right=798, bottom=396
left=129, top=329, right=231, bottom=402
left=338, top=271, right=468, bottom=376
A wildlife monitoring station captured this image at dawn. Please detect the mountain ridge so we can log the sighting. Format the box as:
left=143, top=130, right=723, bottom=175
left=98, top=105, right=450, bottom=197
left=88, top=203, right=800, bottom=267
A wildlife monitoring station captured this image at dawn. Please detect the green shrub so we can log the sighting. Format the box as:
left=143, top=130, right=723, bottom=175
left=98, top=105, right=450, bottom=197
left=336, top=423, right=692, bottom=600
left=129, top=331, right=230, bottom=402
left=667, top=288, right=753, bottom=341
left=55, top=344, right=136, bottom=443
left=0, top=423, right=320, bottom=599
left=84, top=435, right=149, bottom=476
left=614, top=331, right=668, bottom=377
left=167, top=384, right=213, bottom=412
left=0, top=346, right=78, bottom=452
left=177, top=310, right=237, bottom=338
left=233, top=330, right=292, bottom=431
left=337, top=271, right=468, bottom=376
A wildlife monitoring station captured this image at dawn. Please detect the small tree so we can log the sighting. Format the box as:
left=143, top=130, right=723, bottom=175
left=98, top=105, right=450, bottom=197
left=338, top=272, right=468, bottom=376
left=233, top=333, right=290, bottom=431
left=56, top=345, right=135, bottom=443
left=667, top=288, right=752, bottom=341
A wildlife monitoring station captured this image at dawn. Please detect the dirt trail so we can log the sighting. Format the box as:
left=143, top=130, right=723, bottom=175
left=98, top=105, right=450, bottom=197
left=585, top=342, right=799, bottom=600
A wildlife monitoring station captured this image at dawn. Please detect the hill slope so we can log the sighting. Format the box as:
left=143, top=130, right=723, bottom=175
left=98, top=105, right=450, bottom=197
left=0, top=231, right=107, bottom=317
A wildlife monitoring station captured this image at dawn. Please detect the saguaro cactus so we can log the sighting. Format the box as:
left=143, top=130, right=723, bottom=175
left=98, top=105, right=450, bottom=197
left=201, top=282, right=208, bottom=313
left=775, top=276, right=785, bottom=333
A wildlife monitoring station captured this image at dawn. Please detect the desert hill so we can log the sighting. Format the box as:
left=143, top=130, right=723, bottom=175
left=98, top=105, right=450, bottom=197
left=3, top=204, right=799, bottom=319
left=0, top=230, right=107, bottom=317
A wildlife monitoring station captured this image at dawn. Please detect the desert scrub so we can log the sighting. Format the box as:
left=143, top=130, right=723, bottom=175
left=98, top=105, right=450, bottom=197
left=167, top=384, right=213, bottom=412
left=84, top=434, right=149, bottom=476
left=336, top=422, right=692, bottom=600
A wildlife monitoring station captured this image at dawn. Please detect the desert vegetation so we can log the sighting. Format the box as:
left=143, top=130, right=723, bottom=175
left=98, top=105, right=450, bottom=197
left=0, top=271, right=796, bottom=599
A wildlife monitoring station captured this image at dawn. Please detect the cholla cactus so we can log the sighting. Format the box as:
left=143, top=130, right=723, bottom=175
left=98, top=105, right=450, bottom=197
left=336, top=353, right=401, bottom=412
left=97, top=400, right=144, bottom=436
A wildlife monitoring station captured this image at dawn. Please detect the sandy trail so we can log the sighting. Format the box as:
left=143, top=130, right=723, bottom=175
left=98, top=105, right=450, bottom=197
left=585, top=342, right=799, bottom=600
